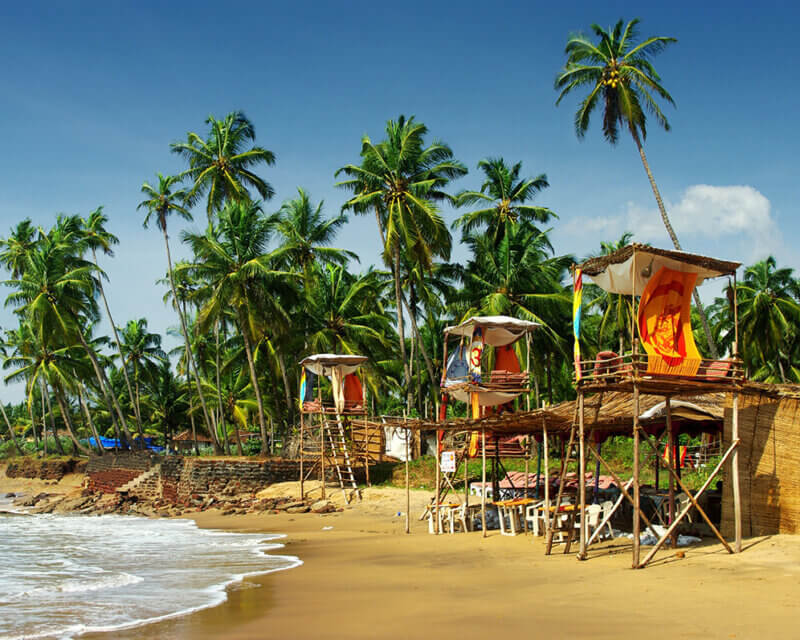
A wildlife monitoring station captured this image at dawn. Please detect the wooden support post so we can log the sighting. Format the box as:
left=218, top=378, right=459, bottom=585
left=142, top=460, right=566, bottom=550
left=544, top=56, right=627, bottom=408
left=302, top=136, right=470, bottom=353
left=481, top=428, right=487, bottom=537
left=638, top=440, right=739, bottom=568
left=638, top=431, right=734, bottom=554
left=578, top=390, right=587, bottom=560
left=435, top=429, right=441, bottom=535
left=667, top=397, right=676, bottom=549
left=732, top=391, right=742, bottom=552
left=405, top=424, right=410, bottom=534
left=300, top=409, right=305, bottom=500
left=632, top=351, right=641, bottom=568
left=464, top=447, right=469, bottom=508
left=525, top=440, right=530, bottom=499
left=364, top=414, right=371, bottom=487
left=317, top=380, right=325, bottom=500
left=543, top=418, right=550, bottom=537
left=546, top=419, right=577, bottom=555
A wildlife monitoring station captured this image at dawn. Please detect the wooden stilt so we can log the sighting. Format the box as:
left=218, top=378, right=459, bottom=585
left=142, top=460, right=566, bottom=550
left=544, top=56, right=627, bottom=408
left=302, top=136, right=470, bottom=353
left=435, top=429, right=441, bottom=535
left=525, top=442, right=530, bottom=499
left=546, top=416, right=577, bottom=555
left=481, top=428, right=487, bottom=537
left=300, top=409, right=305, bottom=500
left=364, top=413, right=371, bottom=487
left=667, top=397, right=676, bottom=549
left=405, top=424, right=410, bottom=534
left=543, top=418, right=550, bottom=538
left=318, top=382, right=325, bottom=500
left=732, top=391, right=742, bottom=552
left=464, top=446, right=469, bottom=508
left=632, top=377, right=641, bottom=569
left=638, top=431, right=733, bottom=554
left=578, top=390, right=587, bottom=560
left=638, top=440, right=739, bottom=568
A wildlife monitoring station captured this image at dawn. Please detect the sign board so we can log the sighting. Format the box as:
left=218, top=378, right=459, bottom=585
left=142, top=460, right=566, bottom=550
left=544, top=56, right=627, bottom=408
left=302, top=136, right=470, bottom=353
left=440, top=450, right=456, bottom=473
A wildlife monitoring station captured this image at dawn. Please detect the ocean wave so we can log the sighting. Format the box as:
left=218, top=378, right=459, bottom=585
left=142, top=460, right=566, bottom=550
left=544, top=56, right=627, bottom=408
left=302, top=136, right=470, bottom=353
left=7, top=571, right=144, bottom=600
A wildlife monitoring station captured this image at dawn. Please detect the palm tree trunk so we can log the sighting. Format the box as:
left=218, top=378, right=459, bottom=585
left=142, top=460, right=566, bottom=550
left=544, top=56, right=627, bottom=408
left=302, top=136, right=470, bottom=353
left=73, top=326, right=136, bottom=448
left=162, top=226, right=218, bottom=451
left=238, top=306, right=269, bottom=455
left=39, top=379, right=47, bottom=456
left=188, top=392, right=199, bottom=456
left=392, top=243, right=412, bottom=411
left=629, top=127, right=719, bottom=359
left=399, top=291, right=437, bottom=405
left=276, top=351, right=293, bottom=427
left=78, top=384, right=104, bottom=455
left=43, top=382, right=66, bottom=455
left=92, top=248, right=144, bottom=437
left=28, top=379, right=39, bottom=449
left=213, top=321, right=231, bottom=456
left=0, top=400, right=24, bottom=456
left=27, top=396, right=37, bottom=456
left=53, top=386, right=92, bottom=456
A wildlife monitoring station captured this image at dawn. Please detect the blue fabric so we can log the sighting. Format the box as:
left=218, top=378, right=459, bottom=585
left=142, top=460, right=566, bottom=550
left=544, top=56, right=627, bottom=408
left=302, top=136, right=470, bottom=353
left=444, top=346, right=469, bottom=386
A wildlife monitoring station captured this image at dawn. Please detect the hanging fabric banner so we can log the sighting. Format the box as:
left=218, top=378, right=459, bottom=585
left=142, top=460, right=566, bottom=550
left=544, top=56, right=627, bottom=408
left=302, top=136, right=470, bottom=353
left=573, top=268, right=583, bottom=380
left=638, top=266, right=702, bottom=377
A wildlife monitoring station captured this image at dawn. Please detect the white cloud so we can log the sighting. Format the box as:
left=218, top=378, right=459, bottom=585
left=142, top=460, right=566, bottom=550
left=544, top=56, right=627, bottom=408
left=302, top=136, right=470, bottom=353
left=561, top=184, right=781, bottom=263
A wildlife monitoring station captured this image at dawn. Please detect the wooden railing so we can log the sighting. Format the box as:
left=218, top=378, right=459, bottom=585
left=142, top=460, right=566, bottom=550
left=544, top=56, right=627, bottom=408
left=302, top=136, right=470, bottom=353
left=574, top=353, right=744, bottom=385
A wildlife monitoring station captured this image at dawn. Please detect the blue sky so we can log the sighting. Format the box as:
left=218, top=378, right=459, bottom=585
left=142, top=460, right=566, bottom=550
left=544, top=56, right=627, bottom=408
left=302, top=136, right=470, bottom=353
left=0, top=1, right=797, bottom=397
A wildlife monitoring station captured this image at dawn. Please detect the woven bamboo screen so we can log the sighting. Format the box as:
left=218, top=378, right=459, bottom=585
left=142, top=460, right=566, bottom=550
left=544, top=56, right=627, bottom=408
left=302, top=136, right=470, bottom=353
left=722, top=392, right=800, bottom=537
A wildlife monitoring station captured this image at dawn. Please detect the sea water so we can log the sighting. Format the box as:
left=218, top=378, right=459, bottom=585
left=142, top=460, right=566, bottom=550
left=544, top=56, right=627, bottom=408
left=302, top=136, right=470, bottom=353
left=0, top=498, right=301, bottom=639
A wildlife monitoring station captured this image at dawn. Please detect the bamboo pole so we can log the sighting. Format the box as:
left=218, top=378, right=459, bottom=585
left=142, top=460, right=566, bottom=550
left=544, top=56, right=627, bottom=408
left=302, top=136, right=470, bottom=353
left=434, top=428, right=441, bottom=535
left=481, top=428, right=487, bottom=537
left=632, top=339, right=641, bottom=569
left=638, top=431, right=733, bottom=553
left=364, top=412, right=370, bottom=487
left=464, top=447, right=469, bottom=508
left=300, top=409, right=305, bottom=500
left=732, top=391, right=741, bottom=552
left=578, top=390, right=587, bottom=560
left=405, top=423, right=410, bottom=534
left=543, top=417, right=550, bottom=538
left=667, top=397, right=676, bottom=548
left=638, top=440, right=739, bottom=568
left=318, top=380, right=325, bottom=500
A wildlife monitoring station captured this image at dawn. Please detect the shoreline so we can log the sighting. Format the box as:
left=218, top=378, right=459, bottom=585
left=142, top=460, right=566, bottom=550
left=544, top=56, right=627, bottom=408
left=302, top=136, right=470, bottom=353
left=4, top=473, right=800, bottom=639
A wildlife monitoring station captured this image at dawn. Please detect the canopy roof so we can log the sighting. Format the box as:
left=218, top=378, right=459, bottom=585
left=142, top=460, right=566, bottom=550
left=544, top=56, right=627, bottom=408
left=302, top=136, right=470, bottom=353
left=444, top=315, right=539, bottom=347
left=578, top=244, right=740, bottom=295
left=300, top=353, right=367, bottom=376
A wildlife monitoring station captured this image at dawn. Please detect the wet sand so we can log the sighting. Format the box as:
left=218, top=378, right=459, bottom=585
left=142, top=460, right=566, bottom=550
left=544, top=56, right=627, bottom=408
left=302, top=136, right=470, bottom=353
left=5, top=473, right=800, bottom=639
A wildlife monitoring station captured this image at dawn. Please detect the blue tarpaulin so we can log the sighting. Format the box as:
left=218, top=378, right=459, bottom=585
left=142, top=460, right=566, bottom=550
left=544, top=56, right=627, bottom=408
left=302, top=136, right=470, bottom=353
left=87, top=437, right=165, bottom=453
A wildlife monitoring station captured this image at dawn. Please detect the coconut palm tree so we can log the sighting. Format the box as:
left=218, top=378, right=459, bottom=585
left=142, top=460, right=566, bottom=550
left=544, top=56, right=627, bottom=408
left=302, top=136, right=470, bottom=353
left=118, top=318, right=167, bottom=425
left=337, top=115, right=466, bottom=408
left=140, top=361, right=188, bottom=451
left=453, top=158, right=556, bottom=246
left=138, top=173, right=217, bottom=443
left=81, top=207, right=144, bottom=436
left=181, top=199, right=295, bottom=454
left=171, top=111, right=276, bottom=218
left=0, top=219, right=38, bottom=278
left=555, top=18, right=719, bottom=358
left=274, top=187, right=358, bottom=283
left=733, top=257, right=800, bottom=381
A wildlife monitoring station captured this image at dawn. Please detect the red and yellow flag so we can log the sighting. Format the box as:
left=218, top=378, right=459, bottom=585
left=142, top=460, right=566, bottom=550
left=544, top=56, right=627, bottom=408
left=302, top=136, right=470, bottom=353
left=637, top=266, right=701, bottom=377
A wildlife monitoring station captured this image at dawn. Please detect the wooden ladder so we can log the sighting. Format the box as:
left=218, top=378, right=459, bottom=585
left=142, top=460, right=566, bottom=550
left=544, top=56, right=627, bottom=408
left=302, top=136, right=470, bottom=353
left=323, top=414, right=361, bottom=503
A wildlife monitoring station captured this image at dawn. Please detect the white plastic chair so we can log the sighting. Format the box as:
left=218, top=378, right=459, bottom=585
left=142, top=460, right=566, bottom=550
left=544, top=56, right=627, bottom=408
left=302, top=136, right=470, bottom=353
left=575, top=504, right=602, bottom=538
left=525, top=501, right=546, bottom=535
left=677, top=493, right=694, bottom=523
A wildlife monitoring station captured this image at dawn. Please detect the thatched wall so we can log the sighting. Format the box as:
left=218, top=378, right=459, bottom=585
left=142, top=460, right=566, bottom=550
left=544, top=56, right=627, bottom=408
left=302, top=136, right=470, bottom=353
left=722, top=391, right=800, bottom=537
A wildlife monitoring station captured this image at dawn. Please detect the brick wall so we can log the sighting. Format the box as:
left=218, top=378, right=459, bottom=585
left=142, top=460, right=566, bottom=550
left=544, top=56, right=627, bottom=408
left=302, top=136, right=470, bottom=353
left=5, top=458, right=84, bottom=480
left=86, top=453, right=155, bottom=494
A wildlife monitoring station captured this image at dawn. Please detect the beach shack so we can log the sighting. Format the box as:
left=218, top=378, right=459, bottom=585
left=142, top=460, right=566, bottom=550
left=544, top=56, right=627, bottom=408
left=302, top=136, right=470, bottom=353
left=298, top=354, right=372, bottom=503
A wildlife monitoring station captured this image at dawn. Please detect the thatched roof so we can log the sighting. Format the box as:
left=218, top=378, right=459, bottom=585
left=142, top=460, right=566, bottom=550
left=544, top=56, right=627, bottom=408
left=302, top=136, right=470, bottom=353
left=578, top=244, right=740, bottom=278
left=410, top=391, right=726, bottom=437
left=173, top=430, right=213, bottom=443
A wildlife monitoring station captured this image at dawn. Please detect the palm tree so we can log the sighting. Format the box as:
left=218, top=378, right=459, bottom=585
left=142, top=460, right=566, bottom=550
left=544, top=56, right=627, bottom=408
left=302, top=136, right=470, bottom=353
left=181, top=199, right=295, bottom=454
left=275, top=187, right=358, bottom=282
left=555, top=18, right=719, bottom=358
left=0, top=219, right=37, bottom=278
left=140, top=361, right=188, bottom=451
left=453, top=158, right=556, bottom=245
left=337, top=115, right=466, bottom=408
left=171, top=111, right=276, bottom=218
left=734, top=257, right=800, bottom=381
left=118, top=318, right=166, bottom=426
left=138, top=173, right=217, bottom=443
left=81, top=207, right=144, bottom=436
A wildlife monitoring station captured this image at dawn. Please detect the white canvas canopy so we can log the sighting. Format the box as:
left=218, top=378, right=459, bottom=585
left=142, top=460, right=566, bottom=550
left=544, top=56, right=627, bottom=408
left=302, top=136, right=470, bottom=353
left=579, top=244, right=740, bottom=296
left=444, top=315, right=539, bottom=347
left=300, top=354, right=367, bottom=377
left=447, top=388, right=522, bottom=407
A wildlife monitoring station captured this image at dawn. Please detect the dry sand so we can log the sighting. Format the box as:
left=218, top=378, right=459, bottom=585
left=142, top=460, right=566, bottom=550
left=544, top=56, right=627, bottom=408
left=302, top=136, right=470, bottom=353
left=5, top=474, right=800, bottom=639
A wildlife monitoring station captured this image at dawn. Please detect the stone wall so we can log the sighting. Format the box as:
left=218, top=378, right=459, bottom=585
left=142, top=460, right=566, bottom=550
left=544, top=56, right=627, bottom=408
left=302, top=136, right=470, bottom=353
left=86, top=454, right=300, bottom=503
left=86, top=453, right=155, bottom=494
left=5, top=457, right=86, bottom=481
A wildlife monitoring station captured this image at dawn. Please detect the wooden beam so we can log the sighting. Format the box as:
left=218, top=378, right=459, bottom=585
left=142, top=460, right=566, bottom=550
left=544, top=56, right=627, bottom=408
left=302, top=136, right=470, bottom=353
left=638, top=431, right=734, bottom=554
left=405, top=424, right=410, bottom=534
left=638, top=439, right=739, bottom=568
left=667, top=397, right=676, bottom=549
left=578, top=391, right=587, bottom=560
left=481, top=427, right=487, bottom=537
left=435, top=428, right=441, bottom=535
left=543, top=418, right=550, bottom=537
left=732, top=391, right=742, bottom=552
left=633, top=379, right=640, bottom=568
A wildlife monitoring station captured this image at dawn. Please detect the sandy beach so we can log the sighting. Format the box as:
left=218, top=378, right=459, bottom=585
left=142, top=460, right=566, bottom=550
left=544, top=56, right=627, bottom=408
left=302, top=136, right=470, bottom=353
left=3, top=472, right=799, bottom=639
left=8, top=479, right=778, bottom=640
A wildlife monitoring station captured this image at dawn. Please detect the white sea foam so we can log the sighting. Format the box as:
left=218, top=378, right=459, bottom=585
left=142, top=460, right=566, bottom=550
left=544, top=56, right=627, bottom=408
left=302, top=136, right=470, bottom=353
left=0, top=511, right=301, bottom=639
